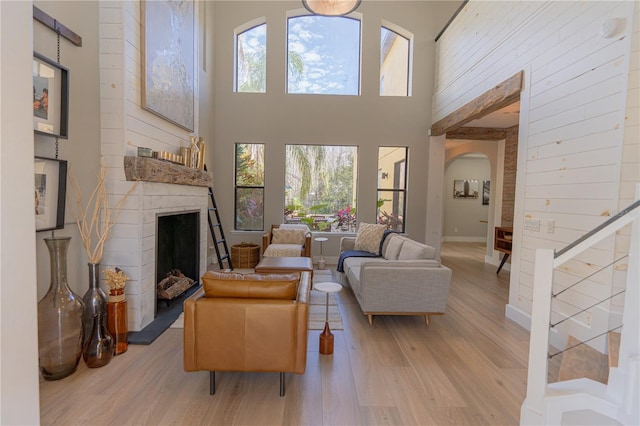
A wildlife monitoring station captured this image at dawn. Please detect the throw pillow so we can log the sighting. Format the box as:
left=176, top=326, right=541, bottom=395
left=354, top=223, right=387, bottom=254
left=398, top=240, right=430, bottom=260
left=271, top=228, right=306, bottom=245
left=383, top=234, right=405, bottom=260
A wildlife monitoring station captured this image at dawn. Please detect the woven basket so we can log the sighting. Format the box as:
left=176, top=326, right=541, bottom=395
left=231, top=243, right=260, bottom=268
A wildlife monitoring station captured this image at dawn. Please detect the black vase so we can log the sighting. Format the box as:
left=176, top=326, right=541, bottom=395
left=83, top=313, right=114, bottom=368
left=82, top=263, right=107, bottom=345
left=38, top=237, right=85, bottom=380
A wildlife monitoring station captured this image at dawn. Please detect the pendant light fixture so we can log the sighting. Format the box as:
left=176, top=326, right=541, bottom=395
left=302, top=0, right=361, bottom=16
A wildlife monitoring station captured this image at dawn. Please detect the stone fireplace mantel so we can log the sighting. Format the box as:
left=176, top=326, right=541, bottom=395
left=124, top=156, right=213, bottom=187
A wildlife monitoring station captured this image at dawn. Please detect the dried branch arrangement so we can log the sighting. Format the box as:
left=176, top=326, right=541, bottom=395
left=68, top=166, right=138, bottom=264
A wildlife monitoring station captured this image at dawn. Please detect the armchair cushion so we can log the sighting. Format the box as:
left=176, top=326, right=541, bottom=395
left=202, top=271, right=299, bottom=300
left=271, top=228, right=307, bottom=245
left=263, top=224, right=312, bottom=258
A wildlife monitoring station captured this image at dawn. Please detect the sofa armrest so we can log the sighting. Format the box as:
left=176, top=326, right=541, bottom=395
left=340, top=236, right=356, bottom=252
left=297, top=271, right=312, bottom=304
left=303, top=234, right=311, bottom=257
left=262, top=232, right=271, bottom=254
left=183, top=286, right=205, bottom=371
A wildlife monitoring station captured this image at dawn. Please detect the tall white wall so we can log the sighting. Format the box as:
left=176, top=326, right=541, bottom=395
left=210, top=1, right=462, bottom=257
left=433, top=0, right=639, bottom=345
left=1, top=2, right=40, bottom=424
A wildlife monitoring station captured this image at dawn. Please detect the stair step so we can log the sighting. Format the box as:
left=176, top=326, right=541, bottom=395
left=558, top=336, right=609, bottom=384
left=608, top=331, right=621, bottom=368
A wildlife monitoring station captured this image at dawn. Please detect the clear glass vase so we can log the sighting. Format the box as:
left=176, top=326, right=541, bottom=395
left=38, top=237, right=85, bottom=380
left=82, top=263, right=107, bottom=345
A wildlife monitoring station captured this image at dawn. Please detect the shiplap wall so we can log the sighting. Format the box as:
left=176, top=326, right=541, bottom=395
left=98, top=1, right=207, bottom=331
left=434, top=0, right=638, bottom=347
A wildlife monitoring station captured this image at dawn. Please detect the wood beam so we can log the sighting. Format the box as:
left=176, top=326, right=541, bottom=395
left=431, top=71, right=523, bottom=136
left=33, top=6, right=83, bottom=47
left=446, top=127, right=507, bottom=140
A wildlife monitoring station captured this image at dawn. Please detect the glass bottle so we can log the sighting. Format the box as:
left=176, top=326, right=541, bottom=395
left=38, top=237, right=85, bottom=380
left=83, top=313, right=114, bottom=368
left=82, top=263, right=107, bottom=345
left=107, top=288, right=128, bottom=355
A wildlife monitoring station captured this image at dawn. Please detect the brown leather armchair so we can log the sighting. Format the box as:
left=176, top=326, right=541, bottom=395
left=262, top=224, right=312, bottom=257
left=183, top=270, right=311, bottom=396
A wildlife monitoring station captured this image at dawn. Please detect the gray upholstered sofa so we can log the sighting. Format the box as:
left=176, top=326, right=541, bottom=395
left=339, top=233, right=452, bottom=325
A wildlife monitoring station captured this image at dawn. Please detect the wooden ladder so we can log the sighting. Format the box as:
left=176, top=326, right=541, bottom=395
left=205, top=166, right=233, bottom=270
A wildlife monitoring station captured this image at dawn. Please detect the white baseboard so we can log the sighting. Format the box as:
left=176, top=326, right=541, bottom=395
left=506, top=303, right=531, bottom=331
left=442, top=236, right=487, bottom=243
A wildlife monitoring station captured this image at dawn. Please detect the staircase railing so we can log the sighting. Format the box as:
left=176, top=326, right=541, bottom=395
left=521, top=184, right=640, bottom=425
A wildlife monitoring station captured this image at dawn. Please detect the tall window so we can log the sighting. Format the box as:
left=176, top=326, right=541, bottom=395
left=377, top=147, right=407, bottom=232
left=235, top=22, right=266, bottom=93
left=235, top=143, right=264, bottom=230
left=380, top=25, right=411, bottom=96
left=285, top=145, right=358, bottom=232
left=287, top=15, right=361, bottom=95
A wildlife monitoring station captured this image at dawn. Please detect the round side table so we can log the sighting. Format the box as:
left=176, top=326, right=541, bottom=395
left=314, top=237, right=328, bottom=269
left=313, top=281, right=342, bottom=355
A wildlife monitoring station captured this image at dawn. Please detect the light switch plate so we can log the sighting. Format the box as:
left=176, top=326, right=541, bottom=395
left=524, top=218, right=540, bottom=231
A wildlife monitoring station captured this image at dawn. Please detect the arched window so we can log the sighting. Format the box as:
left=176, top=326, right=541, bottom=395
left=380, top=22, right=412, bottom=96
left=235, top=20, right=266, bottom=93
left=287, top=15, right=361, bottom=95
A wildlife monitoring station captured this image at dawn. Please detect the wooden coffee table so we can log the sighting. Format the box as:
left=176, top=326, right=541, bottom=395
left=254, top=256, right=313, bottom=277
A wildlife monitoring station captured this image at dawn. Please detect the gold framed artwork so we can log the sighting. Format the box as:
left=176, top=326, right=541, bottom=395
left=141, top=0, right=195, bottom=131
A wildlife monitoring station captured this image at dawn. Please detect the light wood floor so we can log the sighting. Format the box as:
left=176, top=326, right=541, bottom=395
left=39, top=242, right=532, bottom=425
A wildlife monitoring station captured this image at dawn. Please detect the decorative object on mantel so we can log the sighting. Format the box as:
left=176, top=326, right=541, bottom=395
left=141, top=0, right=195, bottom=131
left=38, top=236, right=85, bottom=380
left=68, top=166, right=137, bottom=365
left=82, top=312, right=114, bottom=368
left=105, top=267, right=129, bottom=355
left=124, top=156, right=213, bottom=187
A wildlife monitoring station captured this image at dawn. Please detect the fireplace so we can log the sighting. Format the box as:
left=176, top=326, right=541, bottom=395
left=156, top=211, right=200, bottom=314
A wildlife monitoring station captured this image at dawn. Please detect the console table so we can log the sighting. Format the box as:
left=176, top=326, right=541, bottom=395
left=494, top=226, right=513, bottom=274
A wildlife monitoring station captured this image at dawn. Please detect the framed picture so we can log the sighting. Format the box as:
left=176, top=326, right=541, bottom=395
left=453, top=179, right=479, bottom=199
left=33, top=52, right=69, bottom=138
left=482, top=180, right=490, bottom=205
left=34, top=157, right=67, bottom=232
left=141, top=0, right=195, bottom=131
